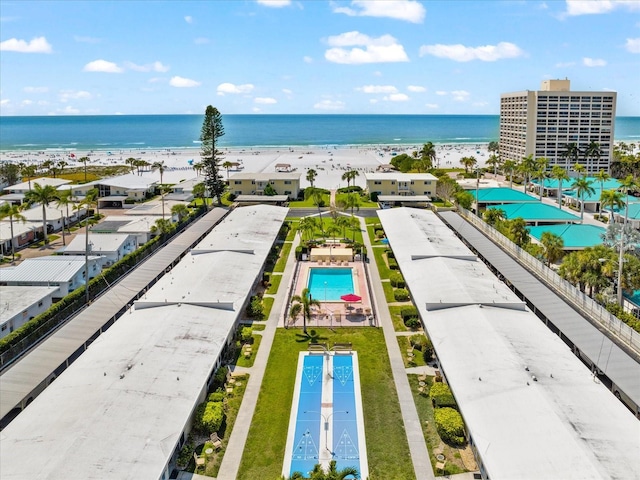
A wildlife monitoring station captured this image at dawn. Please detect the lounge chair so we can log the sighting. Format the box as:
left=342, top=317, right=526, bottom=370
left=194, top=452, right=205, bottom=470
left=210, top=433, right=223, bottom=450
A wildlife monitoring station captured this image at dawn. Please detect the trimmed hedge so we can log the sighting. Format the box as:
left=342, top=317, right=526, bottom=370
left=429, top=383, right=457, bottom=408
left=194, top=400, right=225, bottom=434
left=434, top=407, right=466, bottom=446
left=393, top=288, right=409, bottom=301
left=389, top=272, right=405, bottom=288
left=388, top=257, right=399, bottom=270
left=405, top=317, right=421, bottom=330
left=400, top=306, right=419, bottom=320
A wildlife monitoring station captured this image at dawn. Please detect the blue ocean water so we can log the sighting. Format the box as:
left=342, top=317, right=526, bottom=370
left=0, top=114, right=638, bottom=151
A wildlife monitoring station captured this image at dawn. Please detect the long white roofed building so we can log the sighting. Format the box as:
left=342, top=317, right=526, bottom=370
left=0, top=204, right=288, bottom=480
left=378, top=207, right=640, bottom=480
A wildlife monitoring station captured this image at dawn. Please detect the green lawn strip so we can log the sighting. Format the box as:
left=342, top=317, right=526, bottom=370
left=274, top=243, right=292, bottom=273
left=262, top=296, right=275, bottom=319
left=285, top=220, right=299, bottom=241
left=397, top=336, right=427, bottom=368
left=203, top=374, right=251, bottom=477
left=266, top=274, right=283, bottom=295
left=288, top=194, right=330, bottom=208
left=407, top=375, right=468, bottom=476
left=238, top=328, right=415, bottom=480
left=28, top=235, right=61, bottom=248
left=382, top=281, right=396, bottom=303
left=249, top=322, right=266, bottom=331
left=335, top=193, right=379, bottom=208
left=234, top=334, right=263, bottom=368
left=388, top=306, right=409, bottom=332
left=372, top=247, right=392, bottom=279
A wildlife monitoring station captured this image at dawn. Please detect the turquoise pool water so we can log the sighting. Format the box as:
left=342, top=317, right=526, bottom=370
left=308, top=268, right=354, bottom=301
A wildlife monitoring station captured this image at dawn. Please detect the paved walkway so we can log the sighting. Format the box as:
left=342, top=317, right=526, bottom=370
left=359, top=217, right=435, bottom=480
left=216, top=234, right=301, bottom=480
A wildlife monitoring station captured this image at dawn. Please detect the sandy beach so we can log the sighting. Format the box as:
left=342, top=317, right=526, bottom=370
left=0, top=143, right=490, bottom=189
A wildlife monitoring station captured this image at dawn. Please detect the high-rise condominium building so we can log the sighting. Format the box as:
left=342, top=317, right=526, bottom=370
left=499, top=79, right=616, bottom=173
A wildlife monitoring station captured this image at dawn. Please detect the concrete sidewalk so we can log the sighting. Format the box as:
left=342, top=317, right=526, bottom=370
left=216, top=233, right=301, bottom=480
left=360, top=217, right=435, bottom=480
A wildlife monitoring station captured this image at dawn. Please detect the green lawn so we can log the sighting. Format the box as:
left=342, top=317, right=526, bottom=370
left=397, top=336, right=427, bottom=368
left=288, top=194, right=330, bottom=208
left=238, top=328, right=414, bottom=480
left=382, top=281, right=396, bottom=303
left=372, top=246, right=392, bottom=279
left=367, top=223, right=384, bottom=244
left=234, top=335, right=263, bottom=368
left=266, top=274, right=283, bottom=295
left=274, top=243, right=292, bottom=273
left=262, top=296, right=275, bottom=319
left=285, top=220, right=299, bottom=241
left=388, top=306, right=409, bottom=332
left=28, top=235, right=61, bottom=248
left=335, top=193, right=379, bottom=208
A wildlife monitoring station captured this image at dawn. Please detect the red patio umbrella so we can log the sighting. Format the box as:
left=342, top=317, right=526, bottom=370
left=340, top=293, right=361, bottom=303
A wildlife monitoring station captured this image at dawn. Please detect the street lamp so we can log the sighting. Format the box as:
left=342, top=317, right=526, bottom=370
left=304, top=410, right=349, bottom=454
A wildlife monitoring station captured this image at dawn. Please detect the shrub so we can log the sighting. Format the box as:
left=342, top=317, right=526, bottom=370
left=385, top=249, right=395, bottom=259
left=194, top=401, right=225, bottom=434
left=246, top=295, right=265, bottom=319
left=375, top=229, right=385, bottom=239
left=337, top=186, right=363, bottom=194
left=429, top=383, right=457, bottom=408
left=370, top=191, right=379, bottom=202
left=394, top=288, right=409, bottom=301
left=240, top=326, right=253, bottom=343
left=212, top=366, right=228, bottom=390
left=208, top=392, right=225, bottom=402
left=400, top=306, right=419, bottom=320
left=409, top=334, right=426, bottom=350
left=422, top=336, right=434, bottom=361
left=434, top=407, right=466, bottom=446
left=388, top=257, right=399, bottom=270
left=177, top=434, right=195, bottom=468
left=405, top=317, right=421, bottom=330
left=390, top=272, right=405, bottom=288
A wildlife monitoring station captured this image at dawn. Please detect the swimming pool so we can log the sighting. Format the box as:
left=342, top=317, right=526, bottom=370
left=307, top=268, right=355, bottom=302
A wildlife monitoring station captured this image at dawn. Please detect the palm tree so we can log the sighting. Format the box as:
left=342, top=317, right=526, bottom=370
left=338, top=192, right=361, bottom=217
left=517, top=154, right=536, bottom=190
left=305, top=187, right=325, bottom=236
left=125, top=157, right=137, bottom=174
left=540, top=231, right=564, bottom=266
left=24, top=182, right=59, bottom=244
left=20, top=164, right=37, bottom=191
left=308, top=460, right=359, bottom=480
left=78, top=156, right=90, bottom=182
left=561, top=142, right=581, bottom=169
left=298, top=216, right=317, bottom=241
left=152, top=161, right=166, bottom=184
left=594, top=169, right=610, bottom=196
left=460, top=156, right=477, bottom=173
left=550, top=165, right=569, bottom=208
left=572, top=177, right=595, bottom=222
left=150, top=218, right=173, bottom=237
left=573, top=162, right=586, bottom=180
left=335, top=215, right=351, bottom=240
left=326, top=222, right=341, bottom=243
left=222, top=161, right=233, bottom=181
left=193, top=161, right=204, bottom=177
left=486, top=154, right=500, bottom=176
left=193, top=182, right=206, bottom=207
left=420, top=141, right=436, bottom=169
left=0, top=203, right=26, bottom=260
left=306, top=169, right=317, bottom=187
left=584, top=141, right=602, bottom=173
left=507, top=217, right=530, bottom=247
left=55, top=190, right=76, bottom=246
left=502, top=160, right=517, bottom=189
left=534, top=157, right=549, bottom=200
left=86, top=187, right=100, bottom=217
left=290, top=287, right=320, bottom=335
left=171, top=203, right=189, bottom=222
left=599, top=189, right=624, bottom=224
left=341, top=170, right=359, bottom=189
left=57, top=160, right=68, bottom=178
left=483, top=207, right=505, bottom=227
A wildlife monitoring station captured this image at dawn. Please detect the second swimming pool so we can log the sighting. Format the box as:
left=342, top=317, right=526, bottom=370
left=307, top=268, right=355, bottom=302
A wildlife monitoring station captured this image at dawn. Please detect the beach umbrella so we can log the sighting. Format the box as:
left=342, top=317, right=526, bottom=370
left=340, top=293, right=361, bottom=309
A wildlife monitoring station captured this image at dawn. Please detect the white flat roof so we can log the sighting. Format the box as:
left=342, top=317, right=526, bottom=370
left=4, top=177, right=71, bottom=192
left=0, top=205, right=288, bottom=479
left=0, top=286, right=60, bottom=320
left=20, top=203, right=84, bottom=223
left=378, top=195, right=431, bottom=202
left=125, top=199, right=188, bottom=216
left=378, top=207, right=640, bottom=479
left=0, top=221, right=39, bottom=241
left=365, top=172, right=438, bottom=181
left=98, top=173, right=157, bottom=190
left=64, top=234, right=133, bottom=255
left=0, top=256, right=101, bottom=284
left=93, top=215, right=158, bottom=234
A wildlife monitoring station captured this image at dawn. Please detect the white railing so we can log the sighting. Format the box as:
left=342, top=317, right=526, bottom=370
left=456, top=207, right=640, bottom=355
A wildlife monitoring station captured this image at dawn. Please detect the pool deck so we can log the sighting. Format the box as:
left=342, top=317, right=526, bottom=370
left=291, top=261, right=373, bottom=328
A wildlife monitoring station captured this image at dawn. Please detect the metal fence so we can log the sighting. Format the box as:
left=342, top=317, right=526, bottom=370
left=457, top=207, right=640, bottom=355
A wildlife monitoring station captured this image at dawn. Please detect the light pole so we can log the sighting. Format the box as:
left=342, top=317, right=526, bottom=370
left=324, top=281, right=327, bottom=303
left=475, top=167, right=480, bottom=216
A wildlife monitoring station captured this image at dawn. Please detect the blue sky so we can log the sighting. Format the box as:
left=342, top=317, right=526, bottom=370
left=1, top=0, right=639, bottom=116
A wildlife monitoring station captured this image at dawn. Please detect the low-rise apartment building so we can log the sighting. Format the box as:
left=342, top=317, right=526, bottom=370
left=365, top=172, right=437, bottom=198
left=229, top=172, right=301, bottom=199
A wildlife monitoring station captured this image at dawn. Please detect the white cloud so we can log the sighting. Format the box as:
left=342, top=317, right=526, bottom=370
left=59, top=90, right=92, bottom=102
left=282, top=88, right=293, bottom=94
left=125, top=61, right=170, bottom=72
left=257, top=0, right=291, bottom=7
left=194, top=37, right=210, bottom=45
left=1, top=99, right=10, bottom=106
left=565, top=0, right=640, bottom=16
left=313, top=99, right=345, bottom=111
left=73, top=35, right=100, bottom=44
left=184, top=15, right=193, bottom=23
left=255, top=97, right=277, bottom=104
left=216, top=83, right=255, bottom=95
left=370, top=99, right=378, bottom=104
left=583, top=57, right=607, bottom=67
left=0, top=36, right=52, bottom=53
left=84, top=60, right=123, bottom=73
left=358, top=85, right=398, bottom=94
left=23, top=86, right=48, bottom=93
left=373, top=71, right=382, bottom=77
left=425, top=103, right=439, bottom=109
left=333, top=0, right=425, bottom=23
left=169, top=76, right=201, bottom=87
left=625, top=38, right=640, bottom=53
left=22, top=99, right=33, bottom=106
left=435, top=90, right=447, bottom=96
left=451, top=90, right=470, bottom=101
left=419, top=41, right=524, bottom=62
left=253, top=107, right=262, bottom=113
left=325, top=31, right=409, bottom=64
left=59, top=105, right=80, bottom=114
left=473, top=101, right=489, bottom=107
left=303, top=56, right=313, bottom=63
left=407, top=85, right=426, bottom=92
left=384, top=93, right=409, bottom=102
left=555, top=61, right=576, bottom=67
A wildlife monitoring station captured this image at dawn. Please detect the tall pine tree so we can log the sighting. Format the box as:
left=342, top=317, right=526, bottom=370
left=200, top=105, right=226, bottom=205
